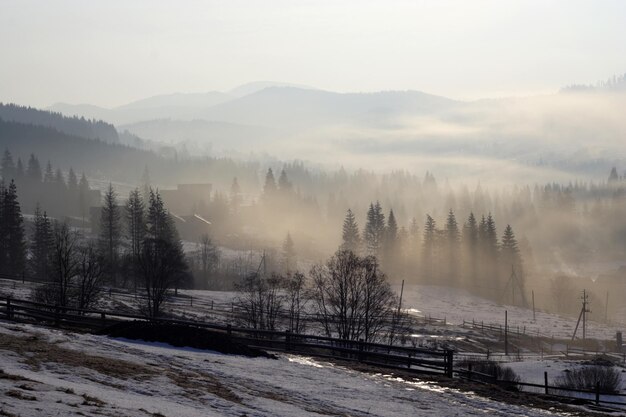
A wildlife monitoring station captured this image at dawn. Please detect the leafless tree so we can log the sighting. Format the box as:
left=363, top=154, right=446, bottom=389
left=75, top=242, right=105, bottom=310
left=50, top=221, right=79, bottom=307
left=311, top=250, right=396, bottom=342
left=285, top=271, right=308, bottom=333
left=235, top=272, right=285, bottom=330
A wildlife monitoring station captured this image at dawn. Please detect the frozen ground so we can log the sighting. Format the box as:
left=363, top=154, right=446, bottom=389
left=0, top=319, right=574, bottom=417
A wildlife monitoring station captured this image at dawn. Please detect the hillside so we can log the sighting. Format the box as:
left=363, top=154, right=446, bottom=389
left=0, top=103, right=119, bottom=143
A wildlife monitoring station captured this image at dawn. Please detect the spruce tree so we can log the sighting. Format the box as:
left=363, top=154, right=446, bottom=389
left=30, top=205, right=53, bottom=280
left=43, top=161, right=54, bottom=183
left=278, top=169, right=292, bottom=193
left=462, top=212, right=479, bottom=284
left=1, top=149, right=15, bottom=181
left=78, top=173, right=90, bottom=223
left=26, top=154, right=42, bottom=183
left=1, top=180, right=26, bottom=276
left=364, top=201, right=385, bottom=257
left=15, top=158, right=24, bottom=182
left=500, top=224, right=521, bottom=269
left=67, top=168, right=78, bottom=213
left=126, top=188, right=145, bottom=258
left=422, top=214, right=437, bottom=281
left=281, top=232, right=296, bottom=273
left=445, top=209, right=460, bottom=284
left=262, top=168, right=277, bottom=203
left=140, top=188, right=188, bottom=312
left=99, top=183, right=121, bottom=283
left=341, top=208, right=360, bottom=253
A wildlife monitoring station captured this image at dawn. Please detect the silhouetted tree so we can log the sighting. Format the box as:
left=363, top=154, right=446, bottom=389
left=341, top=208, right=361, bottom=253
left=0, top=180, right=26, bottom=276
left=445, top=209, right=460, bottom=285
left=310, top=250, right=396, bottom=342
left=29, top=205, right=53, bottom=281
left=1, top=149, right=15, bottom=181
left=99, top=183, right=121, bottom=284
left=26, top=154, right=42, bottom=183
left=281, top=232, right=296, bottom=273
left=364, top=201, right=385, bottom=257
left=422, top=214, right=437, bottom=282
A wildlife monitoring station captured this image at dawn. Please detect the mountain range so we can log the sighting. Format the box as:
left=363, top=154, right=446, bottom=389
left=9, top=76, right=626, bottom=180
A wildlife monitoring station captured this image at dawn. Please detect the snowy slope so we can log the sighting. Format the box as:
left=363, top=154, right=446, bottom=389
left=0, top=320, right=568, bottom=417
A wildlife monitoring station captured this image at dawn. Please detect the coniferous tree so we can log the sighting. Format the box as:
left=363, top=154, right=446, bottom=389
left=139, top=188, right=188, bottom=315
left=26, top=154, right=42, bottom=183
left=262, top=168, right=277, bottom=203
left=15, top=158, right=24, bottom=183
left=99, top=183, right=121, bottom=284
left=278, top=169, right=292, bottom=194
left=422, top=214, right=437, bottom=282
left=462, top=212, right=479, bottom=285
left=445, top=209, right=460, bottom=285
left=43, top=161, right=54, bottom=183
left=501, top=225, right=523, bottom=279
left=364, top=201, right=385, bottom=257
left=141, top=165, right=151, bottom=202
left=383, top=209, right=399, bottom=271
left=30, top=205, right=53, bottom=281
left=125, top=188, right=145, bottom=259
left=281, top=232, right=296, bottom=273
left=1, top=149, right=16, bottom=181
left=78, top=173, right=90, bottom=224
left=67, top=168, right=78, bottom=214
left=0, top=180, right=26, bottom=276
left=341, top=208, right=361, bottom=253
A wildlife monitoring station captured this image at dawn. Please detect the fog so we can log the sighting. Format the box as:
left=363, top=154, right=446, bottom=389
left=2, top=1, right=626, bottom=327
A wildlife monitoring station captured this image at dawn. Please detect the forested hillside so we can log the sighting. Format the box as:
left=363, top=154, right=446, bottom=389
left=0, top=103, right=119, bottom=143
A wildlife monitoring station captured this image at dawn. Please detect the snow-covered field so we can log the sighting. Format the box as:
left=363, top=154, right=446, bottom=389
left=0, top=319, right=575, bottom=417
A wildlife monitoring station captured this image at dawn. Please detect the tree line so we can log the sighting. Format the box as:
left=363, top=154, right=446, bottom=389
left=0, top=178, right=188, bottom=317
left=341, top=203, right=526, bottom=304
left=1, top=149, right=93, bottom=218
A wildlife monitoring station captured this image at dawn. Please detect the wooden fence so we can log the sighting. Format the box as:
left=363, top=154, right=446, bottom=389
left=0, top=296, right=453, bottom=377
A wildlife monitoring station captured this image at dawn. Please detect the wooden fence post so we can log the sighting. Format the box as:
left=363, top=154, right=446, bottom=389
left=6, top=297, right=12, bottom=320
left=285, top=330, right=291, bottom=351
left=446, top=350, right=454, bottom=378
left=358, top=339, right=365, bottom=362
left=544, top=371, right=548, bottom=394
left=54, top=305, right=60, bottom=327
left=595, top=382, right=600, bottom=405
left=101, top=312, right=106, bottom=328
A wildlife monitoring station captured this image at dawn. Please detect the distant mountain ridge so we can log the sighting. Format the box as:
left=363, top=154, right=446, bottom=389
left=0, top=102, right=119, bottom=143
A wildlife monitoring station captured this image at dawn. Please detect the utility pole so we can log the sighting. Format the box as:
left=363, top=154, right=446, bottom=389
left=504, top=310, right=508, bottom=355
left=571, top=290, right=591, bottom=341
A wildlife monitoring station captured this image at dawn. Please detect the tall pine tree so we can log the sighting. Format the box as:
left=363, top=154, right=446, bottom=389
left=341, top=208, right=360, bottom=253
left=0, top=180, right=26, bottom=276
left=99, top=183, right=121, bottom=283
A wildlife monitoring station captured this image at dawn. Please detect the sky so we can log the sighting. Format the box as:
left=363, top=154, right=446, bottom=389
left=1, top=0, right=626, bottom=108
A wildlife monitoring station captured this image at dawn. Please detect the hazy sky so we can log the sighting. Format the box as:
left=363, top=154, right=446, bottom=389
left=1, top=0, right=626, bottom=108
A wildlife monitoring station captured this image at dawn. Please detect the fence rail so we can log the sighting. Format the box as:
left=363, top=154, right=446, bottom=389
left=0, top=296, right=453, bottom=377
left=2, top=286, right=626, bottom=410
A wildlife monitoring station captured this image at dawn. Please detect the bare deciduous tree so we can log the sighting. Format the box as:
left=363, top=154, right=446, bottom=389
left=285, top=272, right=308, bottom=334
left=75, top=242, right=105, bottom=310
left=235, top=273, right=285, bottom=331
left=311, top=250, right=396, bottom=342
